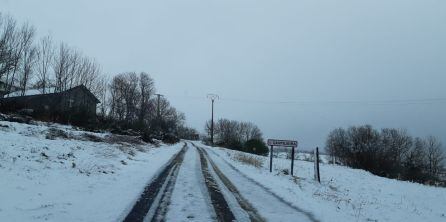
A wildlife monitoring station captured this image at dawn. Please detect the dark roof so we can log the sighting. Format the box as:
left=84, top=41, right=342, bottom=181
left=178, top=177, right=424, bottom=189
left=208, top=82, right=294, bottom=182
left=64, top=85, right=101, bottom=103
left=0, top=85, right=100, bottom=103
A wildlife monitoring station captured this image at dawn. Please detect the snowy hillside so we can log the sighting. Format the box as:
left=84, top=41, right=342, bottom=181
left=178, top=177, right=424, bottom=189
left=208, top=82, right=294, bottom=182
left=1, top=116, right=445, bottom=222
left=200, top=143, right=446, bottom=222
left=0, top=118, right=182, bottom=221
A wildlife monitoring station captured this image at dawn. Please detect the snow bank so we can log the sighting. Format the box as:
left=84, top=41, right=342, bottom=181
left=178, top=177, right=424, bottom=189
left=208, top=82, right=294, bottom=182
left=201, top=143, right=446, bottom=222
left=0, top=120, right=182, bottom=221
left=4, top=88, right=56, bottom=98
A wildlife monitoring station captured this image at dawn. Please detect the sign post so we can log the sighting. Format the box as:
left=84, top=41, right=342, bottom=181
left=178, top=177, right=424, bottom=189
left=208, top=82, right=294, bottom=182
left=269, top=145, right=273, bottom=173
left=291, top=146, right=295, bottom=175
left=314, top=147, right=320, bottom=183
left=267, top=139, right=298, bottom=176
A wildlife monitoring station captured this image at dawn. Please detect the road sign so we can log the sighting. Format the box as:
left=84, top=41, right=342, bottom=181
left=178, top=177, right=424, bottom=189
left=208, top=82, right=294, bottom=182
left=267, top=139, right=298, bottom=147
left=268, top=139, right=298, bottom=176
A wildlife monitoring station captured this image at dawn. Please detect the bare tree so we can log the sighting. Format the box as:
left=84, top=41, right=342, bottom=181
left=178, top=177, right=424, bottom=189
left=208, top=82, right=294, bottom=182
left=247, top=123, right=262, bottom=141
left=36, top=35, right=54, bottom=94
left=177, top=125, right=199, bottom=140
left=18, top=45, right=37, bottom=95
left=238, top=122, right=249, bottom=142
left=138, top=72, right=155, bottom=125
left=53, top=43, right=71, bottom=92
left=325, top=127, right=350, bottom=164
left=238, top=121, right=262, bottom=144
left=123, top=72, right=140, bottom=122
left=108, top=72, right=141, bottom=123
left=403, top=137, right=428, bottom=182
left=379, top=128, right=413, bottom=177
left=109, top=75, right=127, bottom=121
left=425, top=136, right=445, bottom=178
left=204, top=119, right=214, bottom=139
left=67, top=48, right=81, bottom=90
left=0, top=15, right=17, bottom=81
left=6, top=22, right=35, bottom=95
left=94, top=75, right=108, bottom=117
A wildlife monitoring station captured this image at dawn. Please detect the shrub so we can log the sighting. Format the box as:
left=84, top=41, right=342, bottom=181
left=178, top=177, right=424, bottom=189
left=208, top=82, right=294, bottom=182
left=162, top=133, right=179, bottom=144
left=243, top=139, right=269, bottom=156
left=232, top=152, right=264, bottom=168
left=326, top=125, right=445, bottom=184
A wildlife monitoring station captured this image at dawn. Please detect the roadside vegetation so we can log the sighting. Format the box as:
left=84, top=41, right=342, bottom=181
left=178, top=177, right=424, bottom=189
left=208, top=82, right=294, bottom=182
left=232, top=152, right=264, bottom=168
left=326, top=125, right=445, bottom=185
left=204, top=118, right=268, bottom=156
left=0, top=14, right=197, bottom=143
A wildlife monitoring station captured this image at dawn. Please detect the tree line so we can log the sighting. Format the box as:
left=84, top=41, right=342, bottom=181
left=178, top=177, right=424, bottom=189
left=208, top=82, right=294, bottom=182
left=326, top=125, right=445, bottom=184
left=0, top=13, right=195, bottom=142
left=205, top=118, right=268, bottom=155
left=106, top=71, right=190, bottom=141
left=0, top=14, right=106, bottom=100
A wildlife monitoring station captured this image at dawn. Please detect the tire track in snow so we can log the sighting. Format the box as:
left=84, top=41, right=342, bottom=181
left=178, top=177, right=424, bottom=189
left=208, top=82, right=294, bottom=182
left=123, top=143, right=188, bottom=222
left=195, top=144, right=266, bottom=222
left=197, top=144, right=237, bottom=222
left=197, top=143, right=319, bottom=222
left=164, top=143, right=215, bottom=221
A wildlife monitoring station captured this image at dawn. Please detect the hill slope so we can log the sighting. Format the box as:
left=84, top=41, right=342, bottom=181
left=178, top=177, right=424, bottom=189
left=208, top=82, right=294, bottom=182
left=200, top=143, right=446, bottom=222
left=0, top=119, right=182, bottom=221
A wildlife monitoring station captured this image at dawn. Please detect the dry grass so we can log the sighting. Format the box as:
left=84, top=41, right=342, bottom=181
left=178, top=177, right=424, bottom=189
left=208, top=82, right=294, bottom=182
left=232, top=152, right=264, bottom=168
left=104, top=134, right=143, bottom=145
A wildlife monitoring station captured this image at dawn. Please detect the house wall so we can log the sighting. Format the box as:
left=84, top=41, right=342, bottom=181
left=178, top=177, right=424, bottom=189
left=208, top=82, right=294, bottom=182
left=60, top=88, right=97, bottom=115
left=0, top=94, right=62, bottom=116
left=0, top=86, right=98, bottom=123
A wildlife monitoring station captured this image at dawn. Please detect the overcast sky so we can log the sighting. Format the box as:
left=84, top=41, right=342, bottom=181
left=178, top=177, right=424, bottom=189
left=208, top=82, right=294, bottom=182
left=2, top=0, right=445, bottom=150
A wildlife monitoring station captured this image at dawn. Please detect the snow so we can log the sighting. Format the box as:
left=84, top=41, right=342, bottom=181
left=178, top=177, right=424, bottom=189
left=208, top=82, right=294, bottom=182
left=165, top=146, right=215, bottom=221
left=0, top=120, right=182, bottom=221
left=4, top=88, right=56, bottom=98
left=200, top=142, right=446, bottom=222
left=203, top=153, right=258, bottom=221
left=203, top=146, right=315, bottom=221
left=2, top=117, right=445, bottom=222
left=275, top=150, right=331, bottom=164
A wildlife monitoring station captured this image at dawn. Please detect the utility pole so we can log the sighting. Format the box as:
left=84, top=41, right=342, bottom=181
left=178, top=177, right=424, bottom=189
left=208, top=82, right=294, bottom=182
left=155, top=93, right=163, bottom=138
left=155, top=93, right=163, bottom=118
left=207, top=94, right=219, bottom=146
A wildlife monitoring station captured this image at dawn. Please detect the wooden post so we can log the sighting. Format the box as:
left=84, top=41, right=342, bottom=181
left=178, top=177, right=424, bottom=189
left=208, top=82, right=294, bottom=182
left=314, top=147, right=321, bottom=183
left=270, top=145, right=273, bottom=173
left=291, top=146, right=295, bottom=176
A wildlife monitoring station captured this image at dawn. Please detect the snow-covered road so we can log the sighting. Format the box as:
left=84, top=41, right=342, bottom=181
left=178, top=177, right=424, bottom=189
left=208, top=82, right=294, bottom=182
left=3, top=118, right=445, bottom=222
left=1, top=120, right=318, bottom=222
left=199, top=145, right=317, bottom=222
left=165, top=144, right=215, bottom=221
left=126, top=142, right=316, bottom=222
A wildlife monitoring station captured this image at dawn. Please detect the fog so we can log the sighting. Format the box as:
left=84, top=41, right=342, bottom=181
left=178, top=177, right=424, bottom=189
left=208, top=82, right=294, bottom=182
left=2, top=0, right=445, bottom=150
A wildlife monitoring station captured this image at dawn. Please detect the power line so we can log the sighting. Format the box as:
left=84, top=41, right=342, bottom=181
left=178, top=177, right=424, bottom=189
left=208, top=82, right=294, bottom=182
left=164, top=94, right=446, bottom=106
left=220, top=97, right=446, bottom=106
